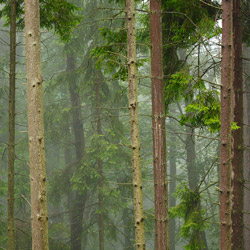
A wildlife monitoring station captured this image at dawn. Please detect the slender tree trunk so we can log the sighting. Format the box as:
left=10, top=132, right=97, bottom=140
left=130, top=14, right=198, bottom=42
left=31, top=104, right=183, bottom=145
left=67, top=53, right=86, bottom=250
left=24, top=0, right=49, bottom=249
left=95, top=75, right=105, bottom=250
left=169, top=117, right=176, bottom=250
left=8, top=1, right=16, bottom=249
left=243, top=43, right=250, bottom=250
left=220, top=1, right=233, bottom=249
left=149, top=1, right=169, bottom=249
left=231, top=1, right=243, bottom=248
left=185, top=126, right=198, bottom=190
left=126, top=1, right=146, bottom=249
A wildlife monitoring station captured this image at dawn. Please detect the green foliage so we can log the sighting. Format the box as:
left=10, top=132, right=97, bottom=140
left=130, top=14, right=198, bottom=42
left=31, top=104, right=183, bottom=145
left=180, top=90, right=221, bottom=132
left=165, top=69, right=193, bottom=106
left=0, top=0, right=81, bottom=41
left=170, top=183, right=207, bottom=250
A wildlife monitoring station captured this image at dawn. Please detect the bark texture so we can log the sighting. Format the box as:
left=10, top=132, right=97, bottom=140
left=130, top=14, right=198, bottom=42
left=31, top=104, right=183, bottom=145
left=243, top=43, right=250, bottom=250
left=231, top=0, right=243, bottom=248
left=126, top=0, right=146, bottom=249
left=67, top=54, right=86, bottom=250
left=8, top=0, right=16, bottom=249
left=96, top=77, right=104, bottom=250
left=220, top=0, right=232, bottom=249
left=149, top=0, right=169, bottom=249
left=169, top=116, right=176, bottom=250
left=24, top=0, right=49, bottom=249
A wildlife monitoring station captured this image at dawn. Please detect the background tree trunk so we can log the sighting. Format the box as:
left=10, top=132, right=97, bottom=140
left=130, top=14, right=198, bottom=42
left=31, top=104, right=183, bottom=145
left=67, top=53, right=87, bottom=250
left=243, top=43, right=250, bottom=250
left=149, top=0, right=169, bottom=249
left=8, top=0, right=16, bottom=249
left=24, top=0, right=49, bottom=249
left=169, top=115, right=176, bottom=250
left=220, top=1, right=233, bottom=249
left=96, top=74, right=105, bottom=250
left=126, top=0, right=146, bottom=249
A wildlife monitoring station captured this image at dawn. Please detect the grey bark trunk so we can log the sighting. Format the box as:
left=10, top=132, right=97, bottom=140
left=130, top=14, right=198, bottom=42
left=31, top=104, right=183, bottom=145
left=8, top=0, right=16, bottom=249
left=126, top=0, right=146, bottom=249
left=67, top=53, right=87, bottom=250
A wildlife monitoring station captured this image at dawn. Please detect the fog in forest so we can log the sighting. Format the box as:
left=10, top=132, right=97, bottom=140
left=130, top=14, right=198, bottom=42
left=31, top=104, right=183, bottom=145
left=0, top=0, right=249, bottom=250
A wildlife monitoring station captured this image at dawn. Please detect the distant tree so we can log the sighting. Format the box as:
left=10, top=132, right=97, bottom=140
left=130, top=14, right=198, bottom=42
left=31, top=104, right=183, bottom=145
left=7, top=1, right=16, bottom=249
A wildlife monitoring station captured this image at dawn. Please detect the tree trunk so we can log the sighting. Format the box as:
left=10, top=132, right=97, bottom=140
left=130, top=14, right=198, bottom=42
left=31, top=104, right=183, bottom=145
left=149, top=1, right=169, bottom=249
left=24, top=0, right=49, bottom=249
left=169, top=116, right=176, bottom=250
left=126, top=0, right=146, bottom=249
left=185, top=126, right=198, bottom=190
left=95, top=75, right=105, bottom=250
left=220, top=0, right=233, bottom=249
left=243, top=43, right=250, bottom=250
left=8, top=1, right=16, bottom=249
left=67, top=53, right=86, bottom=250
left=231, top=0, right=243, bottom=248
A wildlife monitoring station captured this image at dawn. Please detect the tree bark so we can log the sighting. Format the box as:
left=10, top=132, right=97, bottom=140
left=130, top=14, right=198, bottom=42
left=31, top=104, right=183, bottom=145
left=243, top=43, right=250, bottom=250
left=149, top=1, right=169, bottom=249
left=169, top=116, right=176, bottom=250
left=231, top=0, right=243, bottom=248
left=220, top=0, right=233, bottom=249
left=8, top=0, right=16, bottom=249
left=95, top=74, right=105, bottom=250
left=24, top=0, right=49, bottom=249
left=67, top=53, right=86, bottom=250
left=126, top=0, right=146, bottom=249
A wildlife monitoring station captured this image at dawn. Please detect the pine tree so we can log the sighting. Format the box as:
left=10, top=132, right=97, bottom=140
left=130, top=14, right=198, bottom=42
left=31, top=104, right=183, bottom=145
left=24, top=0, right=49, bottom=248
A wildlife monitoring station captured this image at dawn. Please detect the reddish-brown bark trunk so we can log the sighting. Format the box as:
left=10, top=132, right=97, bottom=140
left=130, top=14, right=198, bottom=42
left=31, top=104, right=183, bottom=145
left=220, top=0, right=232, bottom=249
left=243, top=43, right=250, bottom=250
left=149, top=0, right=169, bottom=249
left=231, top=0, right=243, bottom=248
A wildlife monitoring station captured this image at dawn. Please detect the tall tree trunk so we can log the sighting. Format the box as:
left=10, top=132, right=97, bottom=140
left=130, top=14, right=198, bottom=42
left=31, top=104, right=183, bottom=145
left=67, top=53, right=86, bottom=250
left=169, top=116, right=176, bottom=250
left=243, top=43, right=250, bottom=250
left=231, top=0, right=243, bottom=248
left=24, top=0, right=49, bottom=249
left=8, top=1, right=16, bottom=249
left=126, top=0, right=146, bottom=249
left=149, top=1, right=169, bottom=249
left=95, top=75, right=104, bottom=250
left=220, top=0, right=233, bottom=249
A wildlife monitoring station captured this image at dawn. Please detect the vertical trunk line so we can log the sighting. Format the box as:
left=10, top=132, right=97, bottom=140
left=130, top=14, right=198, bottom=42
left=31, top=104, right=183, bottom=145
left=8, top=0, right=16, bottom=249
left=169, top=115, right=176, bottom=250
left=149, top=0, right=169, bottom=249
left=231, top=0, right=243, bottom=248
left=24, top=0, right=49, bottom=249
left=126, top=0, right=146, bottom=249
left=96, top=75, right=105, bottom=250
left=220, top=1, right=233, bottom=249
left=67, top=53, right=86, bottom=250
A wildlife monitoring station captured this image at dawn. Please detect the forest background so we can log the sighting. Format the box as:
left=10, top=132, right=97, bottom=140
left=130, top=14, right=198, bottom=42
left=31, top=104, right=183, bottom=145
left=0, top=0, right=250, bottom=250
